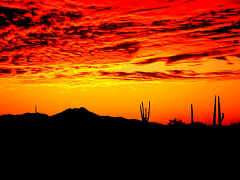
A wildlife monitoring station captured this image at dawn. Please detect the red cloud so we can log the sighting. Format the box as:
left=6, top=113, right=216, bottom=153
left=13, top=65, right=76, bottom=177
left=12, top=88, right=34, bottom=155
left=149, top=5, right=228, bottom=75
left=0, top=0, right=239, bottom=83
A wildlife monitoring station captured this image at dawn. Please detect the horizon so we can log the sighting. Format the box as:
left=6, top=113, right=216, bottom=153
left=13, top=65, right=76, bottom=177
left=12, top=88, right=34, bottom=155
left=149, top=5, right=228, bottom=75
left=0, top=94, right=238, bottom=125
left=0, top=0, right=240, bottom=125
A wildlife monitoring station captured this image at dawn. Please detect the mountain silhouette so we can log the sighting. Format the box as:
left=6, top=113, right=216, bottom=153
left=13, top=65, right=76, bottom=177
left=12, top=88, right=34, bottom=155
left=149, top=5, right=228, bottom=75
left=0, top=107, right=239, bottom=128
left=52, top=107, right=99, bottom=121
left=51, top=107, right=165, bottom=128
left=0, top=112, right=49, bottom=121
left=0, top=107, right=162, bottom=128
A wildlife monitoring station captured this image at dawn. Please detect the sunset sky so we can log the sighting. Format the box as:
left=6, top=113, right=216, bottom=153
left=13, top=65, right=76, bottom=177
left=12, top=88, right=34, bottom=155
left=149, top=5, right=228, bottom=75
left=0, top=0, right=240, bottom=124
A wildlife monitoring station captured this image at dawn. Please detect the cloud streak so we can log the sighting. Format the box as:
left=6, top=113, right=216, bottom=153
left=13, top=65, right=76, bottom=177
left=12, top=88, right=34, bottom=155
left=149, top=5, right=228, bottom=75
left=98, top=70, right=240, bottom=81
left=0, top=0, right=239, bottom=83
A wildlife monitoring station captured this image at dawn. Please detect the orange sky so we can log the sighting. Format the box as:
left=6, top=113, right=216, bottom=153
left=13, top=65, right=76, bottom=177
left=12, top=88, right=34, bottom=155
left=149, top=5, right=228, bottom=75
left=0, top=0, right=240, bottom=124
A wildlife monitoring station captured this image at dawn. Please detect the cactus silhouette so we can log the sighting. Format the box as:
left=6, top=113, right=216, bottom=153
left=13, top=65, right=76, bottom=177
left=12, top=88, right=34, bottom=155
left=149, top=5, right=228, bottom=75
left=213, top=96, right=225, bottom=126
left=191, top=104, right=194, bottom=124
left=140, top=101, right=150, bottom=122
left=213, top=96, right=216, bottom=126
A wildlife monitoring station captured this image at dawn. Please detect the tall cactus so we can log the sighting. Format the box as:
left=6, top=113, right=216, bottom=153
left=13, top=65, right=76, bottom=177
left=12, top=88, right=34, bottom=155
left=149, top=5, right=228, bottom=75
left=140, top=101, right=150, bottom=122
left=213, top=96, right=216, bottom=126
left=191, top=104, right=194, bottom=124
left=213, top=96, right=225, bottom=126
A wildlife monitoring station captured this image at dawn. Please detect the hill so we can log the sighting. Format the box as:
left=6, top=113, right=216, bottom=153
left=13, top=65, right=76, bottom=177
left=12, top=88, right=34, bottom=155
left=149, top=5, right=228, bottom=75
left=0, top=107, right=164, bottom=128
left=0, top=107, right=239, bottom=128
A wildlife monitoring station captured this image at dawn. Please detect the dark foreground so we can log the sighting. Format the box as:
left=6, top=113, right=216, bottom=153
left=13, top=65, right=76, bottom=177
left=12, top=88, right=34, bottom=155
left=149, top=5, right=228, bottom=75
left=0, top=107, right=239, bottom=128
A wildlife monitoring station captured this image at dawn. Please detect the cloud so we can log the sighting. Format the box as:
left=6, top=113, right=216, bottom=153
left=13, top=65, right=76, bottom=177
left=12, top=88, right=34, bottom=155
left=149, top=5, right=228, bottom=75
left=15, top=68, right=27, bottom=74
left=55, top=71, right=91, bottom=79
left=188, top=20, right=240, bottom=40
left=234, top=54, right=240, bottom=58
left=101, top=41, right=141, bottom=54
left=98, top=22, right=136, bottom=31
left=0, top=6, right=29, bottom=27
left=215, top=56, right=227, bottom=61
left=0, top=56, right=8, bottom=62
left=128, top=7, right=168, bottom=14
left=195, top=20, right=240, bottom=36
left=211, top=34, right=240, bottom=40
left=0, top=0, right=240, bottom=83
left=0, top=68, right=11, bottom=75
left=98, top=70, right=200, bottom=81
left=135, top=48, right=233, bottom=65
left=98, top=70, right=240, bottom=81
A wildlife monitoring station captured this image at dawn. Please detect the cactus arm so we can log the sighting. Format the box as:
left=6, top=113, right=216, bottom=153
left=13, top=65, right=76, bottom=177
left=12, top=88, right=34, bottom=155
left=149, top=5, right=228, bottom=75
left=142, top=102, right=144, bottom=118
left=147, top=101, right=151, bottom=121
left=142, top=102, right=145, bottom=120
left=140, top=103, right=143, bottom=120
left=140, top=104, right=143, bottom=120
left=218, top=96, right=222, bottom=126
left=145, top=107, right=147, bottom=121
left=221, top=113, right=225, bottom=123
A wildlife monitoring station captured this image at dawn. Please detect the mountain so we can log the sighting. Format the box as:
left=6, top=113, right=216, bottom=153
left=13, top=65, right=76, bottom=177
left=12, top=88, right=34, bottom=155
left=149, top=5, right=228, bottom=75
left=0, top=107, right=239, bottom=128
left=52, top=107, right=99, bottom=121
left=51, top=107, right=165, bottom=128
left=0, top=107, right=166, bottom=129
left=0, top=113, right=49, bottom=121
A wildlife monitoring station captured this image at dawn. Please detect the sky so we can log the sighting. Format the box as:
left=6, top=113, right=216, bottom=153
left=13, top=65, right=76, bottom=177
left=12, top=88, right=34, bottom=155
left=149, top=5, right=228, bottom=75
left=0, top=0, right=240, bottom=124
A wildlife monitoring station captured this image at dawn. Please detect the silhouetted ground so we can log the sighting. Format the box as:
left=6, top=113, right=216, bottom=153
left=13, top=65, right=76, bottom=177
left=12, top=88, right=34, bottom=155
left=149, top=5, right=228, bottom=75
left=0, top=107, right=239, bottom=128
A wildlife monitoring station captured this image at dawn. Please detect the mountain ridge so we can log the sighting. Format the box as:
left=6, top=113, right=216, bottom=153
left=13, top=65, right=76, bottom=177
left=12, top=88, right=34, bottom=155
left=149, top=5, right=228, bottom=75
left=0, top=107, right=240, bottom=128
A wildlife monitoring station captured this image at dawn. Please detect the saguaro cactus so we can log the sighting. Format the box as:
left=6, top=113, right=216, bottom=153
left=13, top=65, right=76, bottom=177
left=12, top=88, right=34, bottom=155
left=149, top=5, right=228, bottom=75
left=140, top=101, right=150, bottom=122
left=213, top=96, right=216, bottom=126
left=213, top=96, right=225, bottom=126
left=191, top=104, right=194, bottom=124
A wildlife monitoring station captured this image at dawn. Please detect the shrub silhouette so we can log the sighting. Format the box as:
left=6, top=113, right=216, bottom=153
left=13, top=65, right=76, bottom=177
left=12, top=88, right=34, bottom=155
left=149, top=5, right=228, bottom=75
left=168, top=119, right=185, bottom=127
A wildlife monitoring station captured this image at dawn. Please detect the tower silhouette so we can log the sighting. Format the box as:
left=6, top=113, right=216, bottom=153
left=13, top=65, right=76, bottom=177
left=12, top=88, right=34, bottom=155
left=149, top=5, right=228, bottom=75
left=35, top=105, right=38, bottom=114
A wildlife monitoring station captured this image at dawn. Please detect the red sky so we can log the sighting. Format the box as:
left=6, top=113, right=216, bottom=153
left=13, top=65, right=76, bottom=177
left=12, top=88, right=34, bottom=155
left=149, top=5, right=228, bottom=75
left=0, top=0, right=240, bottom=124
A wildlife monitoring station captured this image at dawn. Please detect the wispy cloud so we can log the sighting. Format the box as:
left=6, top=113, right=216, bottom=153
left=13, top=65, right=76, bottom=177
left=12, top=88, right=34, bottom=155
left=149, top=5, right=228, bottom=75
left=0, top=0, right=239, bottom=84
left=98, top=70, right=240, bottom=81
